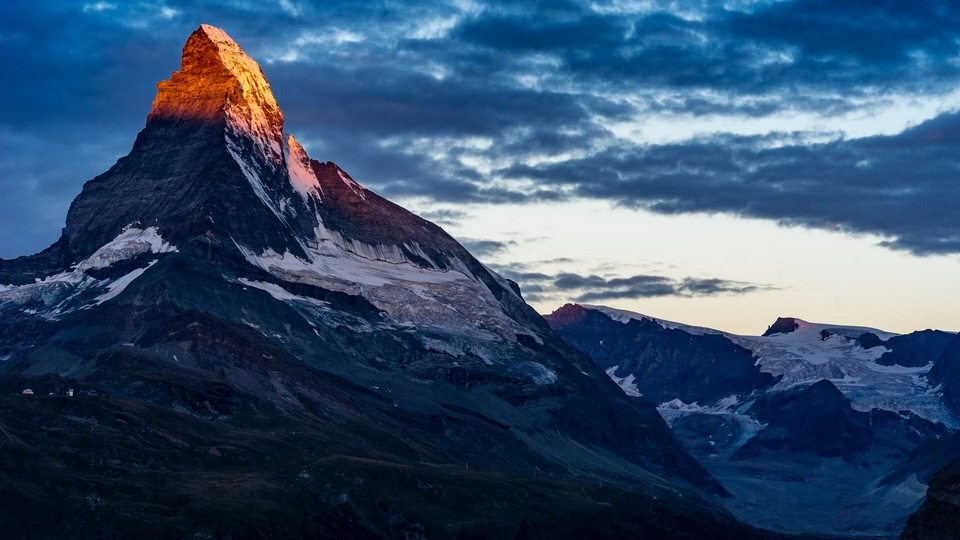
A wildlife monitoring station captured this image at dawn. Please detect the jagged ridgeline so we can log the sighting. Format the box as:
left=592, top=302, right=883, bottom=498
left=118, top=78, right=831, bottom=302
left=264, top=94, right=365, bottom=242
left=0, top=25, right=771, bottom=539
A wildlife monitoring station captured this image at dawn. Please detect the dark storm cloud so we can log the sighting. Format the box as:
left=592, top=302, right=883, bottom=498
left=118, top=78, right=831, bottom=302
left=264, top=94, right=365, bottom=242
left=273, top=61, right=609, bottom=139
left=728, top=0, right=960, bottom=83
left=559, top=274, right=678, bottom=300
left=679, top=278, right=763, bottom=296
left=454, top=0, right=960, bottom=100
left=494, top=269, right=773, bottom=302
left=502, top=111, right=960, bottom=255
left=553, top=272, right=769, bottom=301
left=2, top=0, right=959, bottom=258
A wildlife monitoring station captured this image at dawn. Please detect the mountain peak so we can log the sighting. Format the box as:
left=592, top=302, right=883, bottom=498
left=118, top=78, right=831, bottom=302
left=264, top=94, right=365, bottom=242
left=761, top=316, right=802, bottom=336
left=196, top=23, right=238, bottom=45
left=149, top=25, right=283, bottom=162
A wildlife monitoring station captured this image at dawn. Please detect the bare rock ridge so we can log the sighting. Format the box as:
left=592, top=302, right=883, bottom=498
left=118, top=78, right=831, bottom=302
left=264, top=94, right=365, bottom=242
left=761, top=317, right=800, bottom=336
left=0, top=26, right=749, bottom=538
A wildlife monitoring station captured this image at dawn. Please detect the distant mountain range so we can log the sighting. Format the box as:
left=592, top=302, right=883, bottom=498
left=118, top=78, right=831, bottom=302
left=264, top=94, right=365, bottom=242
left=545, top=303, right=960, bottom=537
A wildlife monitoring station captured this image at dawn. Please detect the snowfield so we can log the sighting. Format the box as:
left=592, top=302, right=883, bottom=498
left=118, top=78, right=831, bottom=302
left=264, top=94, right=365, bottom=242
left=0, top=226, right=176, bottom=319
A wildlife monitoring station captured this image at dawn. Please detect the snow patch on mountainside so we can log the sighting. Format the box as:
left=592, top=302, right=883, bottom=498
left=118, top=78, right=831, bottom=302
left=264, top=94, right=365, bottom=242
left=238, top=278, right=322, bottom=305
left=239, top=243, right=467, bottom=289
left=658, top=395, right=744, bottom=413
left=584, top=305, right=955, bottom=427
left=732, top=325, right=954, bottom=426
left=659, top=398, right=707, bottom=412
left=337, top=169, right=368, bottom=200
left=0, top=227, right=175, bottom=318
left=0, top=271, right=92, bottom=318
left=605, top=366, right=642, bottom=396
left=76, top=226, right=176, bottom=272
left=94, top=261, right=158, bottom=304
left=236, top=235, right=553, bottom=383
left=584, top=304, right=729, bottom=337
left=656, top=398, right=766, bottom=456
left=284, top=134, right=321, bottom=200
left=526, top=362, right=558, bottom=385
left=226, top=134, right=288, bottom=225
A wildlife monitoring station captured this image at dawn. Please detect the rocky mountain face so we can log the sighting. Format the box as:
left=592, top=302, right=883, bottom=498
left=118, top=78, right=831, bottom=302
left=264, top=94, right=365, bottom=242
left=546, top=303, right=778, bottom=405
left=925, top=333, right=960, bottom=415
left=0, top=26, right=775, bottom=539
left=735, top=379, right=873, bottom=459
left=902, top=457, right=960, bottom=540
left=734, top=379, right=949, bottom=461
left=761, top=317, right=800, bottom=337
left=546, top=304, right=960, bottom=537
left=876, top=330, right=956, bottom=368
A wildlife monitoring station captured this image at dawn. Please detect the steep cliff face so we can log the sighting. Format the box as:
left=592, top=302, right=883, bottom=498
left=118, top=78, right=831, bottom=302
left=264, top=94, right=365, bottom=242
left=736, top=380, right=872, bottom=458
left=928, top=333, right=960, bottom=415
left=0, top=26, right=750, bottom=539
left=902, top=458, right=960, bottom=540
left=546, top=303, right=777, bottom=405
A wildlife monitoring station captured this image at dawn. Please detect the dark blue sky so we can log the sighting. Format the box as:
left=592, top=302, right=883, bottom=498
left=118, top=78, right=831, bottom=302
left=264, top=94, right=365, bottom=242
left=2, top=0, right=959, bottom=265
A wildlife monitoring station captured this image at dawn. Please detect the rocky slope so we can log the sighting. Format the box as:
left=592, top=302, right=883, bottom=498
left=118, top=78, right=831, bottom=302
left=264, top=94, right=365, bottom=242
left=735, top=379, right=949, bottom=461
left=901, top=457, right=960, bottom=539
left=0, top=26, right=766, bottom=539
left=546, top=303, right=960, bottom=537
left=547, top=303, right=778, bottom=405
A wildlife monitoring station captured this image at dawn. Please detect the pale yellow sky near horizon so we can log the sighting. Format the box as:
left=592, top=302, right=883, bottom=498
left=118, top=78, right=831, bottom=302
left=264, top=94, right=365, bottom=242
left=406, top=198, right=960, bottom=336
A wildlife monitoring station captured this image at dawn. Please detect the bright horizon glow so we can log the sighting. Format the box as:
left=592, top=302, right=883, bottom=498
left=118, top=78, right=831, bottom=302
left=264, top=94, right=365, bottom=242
left=395, top=198, right=960, bottom=336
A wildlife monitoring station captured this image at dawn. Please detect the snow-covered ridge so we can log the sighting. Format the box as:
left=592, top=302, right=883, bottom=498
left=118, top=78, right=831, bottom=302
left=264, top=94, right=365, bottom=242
left=586, top=304, right=897, bottom=340
left=337, top=169, right=368, bottom=200
left=584, top=304, right=730, bottom=337
left=584, top=304, right=955, bottom=427
left=284, top=134, right=322, bottom=200
left=226, top=134, right=289, bottom=225
left=605, top=366, right=641, bottom=397
left=0, top=226, right=176, bottom=318
left=759, top=317, right=897, bottom=339
left=234, top=217, right=555, bottom=382
left=94, top=261, right=159, bottom=305
left=238, top=238, right=469, bottom=289
left=237, top=239, right=557, bottom=386
left=238, top=278, right=327, bottom=306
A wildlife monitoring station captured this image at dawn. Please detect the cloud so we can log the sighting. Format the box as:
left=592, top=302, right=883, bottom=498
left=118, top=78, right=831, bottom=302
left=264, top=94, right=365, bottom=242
left=495, top=268, right=775, bottom=302
left=416, top=208, right=468, bottom=227
left=83, top=2, right=116, bottom=12
left=500, top=110, right=960, bottom=255
left=453, top=0, right=960, bottom=103
left=459, top=238, right=517, bottom=258
left=2, top=0, right=960, bottom=260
